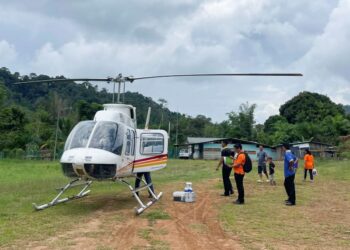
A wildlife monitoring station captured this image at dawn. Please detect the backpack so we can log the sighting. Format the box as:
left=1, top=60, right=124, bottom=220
left=240, top=152, right=252, bottom=173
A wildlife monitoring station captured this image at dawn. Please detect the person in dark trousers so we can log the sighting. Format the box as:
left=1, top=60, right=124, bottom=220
left=216, top=141, right=234, bottom=196
left=304, top=149, right=314, bottom=182
left=257, top=145, right=269, bottom=182
left=232, top=143, right=246, bottom=204
left=135, top=172, right=154, bottom=198
left=282, top=143, right=297, bottom=206
left=267, top=157, right=276, bottom=185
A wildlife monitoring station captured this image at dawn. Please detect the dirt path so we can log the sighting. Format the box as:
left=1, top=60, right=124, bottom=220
left=155, top=188, right=241, bottom=250
left=20, top=180, right=241, bottom=250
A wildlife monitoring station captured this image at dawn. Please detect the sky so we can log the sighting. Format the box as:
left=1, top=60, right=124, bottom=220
left=0, top=0, right=349, bottom=123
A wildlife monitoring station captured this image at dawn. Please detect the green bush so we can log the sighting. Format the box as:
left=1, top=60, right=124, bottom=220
left=3, top=148, right=11, bottom=158
left=13, top=148, right=25, bottom=159
left=339, top=140, right=350, bottom=159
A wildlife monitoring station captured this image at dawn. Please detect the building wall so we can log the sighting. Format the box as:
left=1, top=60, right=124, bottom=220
left=202, top=143, right=277, bottom=160
left=276, top=143, right=334, bottom=160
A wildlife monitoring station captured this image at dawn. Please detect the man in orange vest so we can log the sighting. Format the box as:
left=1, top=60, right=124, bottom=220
left=232, top=143, right=246, bottom=205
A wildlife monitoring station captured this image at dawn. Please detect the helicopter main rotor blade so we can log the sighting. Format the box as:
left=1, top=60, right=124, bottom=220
left=14, top=73, right=303, bottom=84
left=14, top=78, right=112, bottom=84
left=130, top=73, right=303, bottom=81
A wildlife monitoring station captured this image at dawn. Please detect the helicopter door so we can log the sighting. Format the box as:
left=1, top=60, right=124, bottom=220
left=119, top=128, right=135, bottom=176
left=133, top=129, right=168, bottom=173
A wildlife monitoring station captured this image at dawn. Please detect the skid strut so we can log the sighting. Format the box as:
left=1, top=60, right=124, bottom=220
left=33, top=178, right=93, bottom=211
left=116, top=177, right=162, bottom=215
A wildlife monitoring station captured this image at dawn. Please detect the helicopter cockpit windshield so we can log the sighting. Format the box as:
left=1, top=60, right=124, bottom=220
left=64, top=121, right=124, bottom=155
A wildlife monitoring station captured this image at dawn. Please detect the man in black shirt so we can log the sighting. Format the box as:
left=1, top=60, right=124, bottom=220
left=216, top=141, right=234, bottom=196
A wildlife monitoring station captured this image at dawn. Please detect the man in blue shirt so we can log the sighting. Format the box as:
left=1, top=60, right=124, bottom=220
left=282, top=143, right=297, bottom=206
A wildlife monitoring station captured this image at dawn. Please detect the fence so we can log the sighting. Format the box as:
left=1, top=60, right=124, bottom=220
left=1, top=148, right=178, bottom=160
left=0, top=149, right=64, bottom=160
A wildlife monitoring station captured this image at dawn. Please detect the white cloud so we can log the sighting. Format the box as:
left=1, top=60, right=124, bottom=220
left=293, top=0, right=350, bottom=110
left=0, top=0, right=348, bottom=123
left=0, top=40, right=17, bottom=65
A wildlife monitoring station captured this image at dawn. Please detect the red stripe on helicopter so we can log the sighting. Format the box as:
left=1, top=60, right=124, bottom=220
left=133, top=154, right=168, bottom=164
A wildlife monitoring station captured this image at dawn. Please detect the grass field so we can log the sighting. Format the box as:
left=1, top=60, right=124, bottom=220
left=0, top=159, right=349, bottom=249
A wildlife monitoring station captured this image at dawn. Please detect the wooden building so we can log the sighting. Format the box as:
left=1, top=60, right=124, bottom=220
left=275, top=140, right=336, bottom=160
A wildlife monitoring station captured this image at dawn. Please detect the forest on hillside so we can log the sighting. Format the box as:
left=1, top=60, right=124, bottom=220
left=0, top=67, right=349, bottom=158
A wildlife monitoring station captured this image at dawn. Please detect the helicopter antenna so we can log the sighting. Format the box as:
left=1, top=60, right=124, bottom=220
left=145, top=107, right=151, bottom=129
left=123, top=82, right=126, bottom=103
left=112, top=81, right=115, bottom=103
left=117, top=81, right=121, bottom=103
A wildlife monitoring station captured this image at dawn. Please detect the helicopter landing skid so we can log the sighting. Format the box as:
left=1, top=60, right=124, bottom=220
left=33, top=178, right=93, bottom=211
left=116, top=178, right=163, bottom=215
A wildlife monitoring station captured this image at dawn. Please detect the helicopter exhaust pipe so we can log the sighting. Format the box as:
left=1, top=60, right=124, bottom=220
left=145, top=107, right=151, bottom=129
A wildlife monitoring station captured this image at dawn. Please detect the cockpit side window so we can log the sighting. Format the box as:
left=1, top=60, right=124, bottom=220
left=113, top=125, right=124, bottom=155
left=64, top=121, right=124, bottom=156
left=88, top=122, right=123, bottom=155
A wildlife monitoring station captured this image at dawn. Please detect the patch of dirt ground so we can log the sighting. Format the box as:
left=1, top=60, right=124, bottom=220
left=17, top=180, right=242, bottom=250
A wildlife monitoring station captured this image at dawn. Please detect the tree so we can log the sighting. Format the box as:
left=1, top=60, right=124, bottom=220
left=76, top=100, right=103, bottom=120
left=342, top=105, right=350, bottom=115
left=263, top=115, right=287, bottom=134
left=238, top=102, right=257, bottom=140
left=225, top=102, right=257, bottom=140
left=0, top=106, right=29, bottom=150
left=0, top=81, right=7, bottom=106
left=279, top=91, right=344, bottom=124
left=269, top=121, right=299, bottom=145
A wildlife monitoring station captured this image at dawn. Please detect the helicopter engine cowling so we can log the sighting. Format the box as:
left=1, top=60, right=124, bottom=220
left=60, top=148, right=121, bottom=179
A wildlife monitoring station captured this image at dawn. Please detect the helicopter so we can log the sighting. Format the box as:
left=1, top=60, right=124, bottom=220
left=16, top=72, right=302, bottom=214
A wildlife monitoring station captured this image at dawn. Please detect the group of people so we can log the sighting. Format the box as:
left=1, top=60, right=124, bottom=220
left=257, top=145, right=276, bottom=185
left=216, top=141, right=315, bottom=206
left=216, top=141, right=246, bottom=204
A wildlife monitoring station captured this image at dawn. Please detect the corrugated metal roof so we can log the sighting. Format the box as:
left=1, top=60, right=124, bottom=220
left=187, top=137, right=225, bottom=144
left=184, top=137, right=273, bottom=148
left=274, top=140, right=333, bottom=147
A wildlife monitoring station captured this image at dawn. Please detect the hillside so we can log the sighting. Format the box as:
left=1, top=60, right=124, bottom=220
left=344, top=105, right=350, bottom=115
left=0, top=67, right=349, bottom=157
left=0, top=67, right=219, bottom=154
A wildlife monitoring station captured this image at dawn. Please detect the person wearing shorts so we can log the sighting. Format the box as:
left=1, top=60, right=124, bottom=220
left=257, top=145, right=269, bottom=182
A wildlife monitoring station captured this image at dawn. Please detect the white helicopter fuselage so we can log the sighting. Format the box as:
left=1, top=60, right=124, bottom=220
left=60, top=104, right=168, bottom=180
